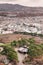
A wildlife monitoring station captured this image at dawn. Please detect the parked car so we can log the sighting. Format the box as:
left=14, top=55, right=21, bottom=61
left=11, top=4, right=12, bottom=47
left=18, top=47, right=28, bottom=54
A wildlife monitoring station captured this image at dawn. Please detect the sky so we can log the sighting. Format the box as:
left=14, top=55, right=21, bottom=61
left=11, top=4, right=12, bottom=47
left=0, top=0, right=43, bottom=7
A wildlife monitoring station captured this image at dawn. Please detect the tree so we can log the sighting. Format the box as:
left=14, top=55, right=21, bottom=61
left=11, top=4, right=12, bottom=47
left=1, top=46, right=18, bottom=62
left=18, top=39, right=26, bottom=47
left=28, top=38, right=35, bottom=44
left=11, top=40, right=17, bottom=47
left=27, top=43, right=43, bottom=60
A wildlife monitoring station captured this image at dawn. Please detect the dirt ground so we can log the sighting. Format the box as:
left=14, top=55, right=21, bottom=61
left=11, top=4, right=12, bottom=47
left=0, top=34, right=43, bottom=44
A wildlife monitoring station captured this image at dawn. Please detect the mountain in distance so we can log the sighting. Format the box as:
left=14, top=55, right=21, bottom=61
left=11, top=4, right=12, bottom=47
left=0, top=4, right=43, bottom=11
left=0, top=4, right=43, bottom=16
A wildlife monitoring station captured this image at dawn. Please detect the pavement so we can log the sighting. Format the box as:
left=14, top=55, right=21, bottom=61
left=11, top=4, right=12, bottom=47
left=15, top=48, right=25, bottom=65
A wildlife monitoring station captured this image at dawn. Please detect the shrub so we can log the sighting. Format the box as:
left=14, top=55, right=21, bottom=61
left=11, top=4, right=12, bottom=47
left=11, top=39, right=27, bottom=47
left=27, top=43, right=43, bottom=59
left=28, top=38, right=35, bottom=44
left=18, top=39, right=26, bottom=47
left=1, top=46, right=18, bottom=61
left=11, top=40, right=17, bottom=47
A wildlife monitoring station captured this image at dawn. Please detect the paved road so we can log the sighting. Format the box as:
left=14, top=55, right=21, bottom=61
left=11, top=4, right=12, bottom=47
left=15, top=48, right=25, bottom=65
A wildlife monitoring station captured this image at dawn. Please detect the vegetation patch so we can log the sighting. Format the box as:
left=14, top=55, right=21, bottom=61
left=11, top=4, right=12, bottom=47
left=23, top=38, right=43, bottom=65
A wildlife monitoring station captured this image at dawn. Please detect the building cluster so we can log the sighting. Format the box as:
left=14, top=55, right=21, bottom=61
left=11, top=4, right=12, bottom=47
left=0, top=16, right=43, bottom=34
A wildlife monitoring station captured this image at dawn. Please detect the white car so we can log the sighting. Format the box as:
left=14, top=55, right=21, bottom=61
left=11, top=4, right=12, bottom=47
left=18, top=47, right=28, bottom=54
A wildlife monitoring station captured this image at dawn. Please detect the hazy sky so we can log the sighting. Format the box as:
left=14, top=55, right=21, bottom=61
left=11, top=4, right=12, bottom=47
left=0, top=0, right=43, bottom=7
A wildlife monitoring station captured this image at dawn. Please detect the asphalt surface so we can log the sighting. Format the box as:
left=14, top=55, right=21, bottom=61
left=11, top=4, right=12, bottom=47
left=15, top=48, right=25, bottom=65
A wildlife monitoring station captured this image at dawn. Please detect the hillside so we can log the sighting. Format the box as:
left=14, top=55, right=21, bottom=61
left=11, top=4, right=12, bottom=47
left=0, top=4, right=43, bottom=16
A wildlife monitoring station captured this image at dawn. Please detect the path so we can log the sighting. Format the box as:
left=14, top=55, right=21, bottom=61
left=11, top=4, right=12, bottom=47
left=15, top=48, right=25, bottom=65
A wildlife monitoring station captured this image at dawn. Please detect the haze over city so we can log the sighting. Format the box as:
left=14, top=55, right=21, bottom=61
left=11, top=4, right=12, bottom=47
left=0, top=0, right=43, bottom=7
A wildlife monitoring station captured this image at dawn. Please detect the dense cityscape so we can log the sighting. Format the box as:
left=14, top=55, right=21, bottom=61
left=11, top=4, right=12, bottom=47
left=0, top=16, right=43, bottom=34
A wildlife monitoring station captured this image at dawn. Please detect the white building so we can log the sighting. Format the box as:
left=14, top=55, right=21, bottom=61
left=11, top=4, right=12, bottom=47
left=2, top=31, right=13, bottom=34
